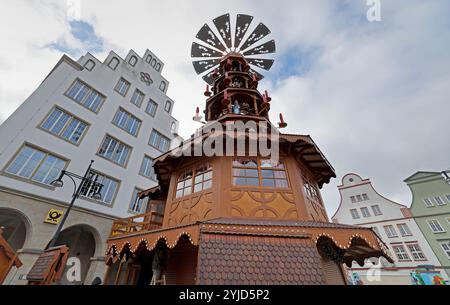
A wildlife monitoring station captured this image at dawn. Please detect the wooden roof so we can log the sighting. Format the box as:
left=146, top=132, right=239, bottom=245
left=106, top=218, right=393, bottom=267
left=149, top=129, right=335, bottom=190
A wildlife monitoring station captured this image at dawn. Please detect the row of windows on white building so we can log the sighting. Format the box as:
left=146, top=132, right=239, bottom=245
left=350, top=193, right=369, bottom=203
left=370, top=219, right=450, bottom=261
left=350, top=204, right=383, bottom=219
left=2, top=76, right=176, bottom=214
left=4, top=142, right=157, bottom=212
left=84, top=53, right=166, bottom=91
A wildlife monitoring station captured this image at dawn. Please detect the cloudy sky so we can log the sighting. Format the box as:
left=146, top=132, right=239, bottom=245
left=0, top=0, right=449, bottom=216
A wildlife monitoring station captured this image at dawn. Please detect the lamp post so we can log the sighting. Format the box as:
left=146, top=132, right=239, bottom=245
left=47, top=160, right=103, bottom=249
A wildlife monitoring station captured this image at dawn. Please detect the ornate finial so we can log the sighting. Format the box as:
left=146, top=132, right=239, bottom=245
left=278, top=113, right=287, bottom=128
left=193, top=107, right=203, bottom=122
left=204, top=85, right=211, bottom=97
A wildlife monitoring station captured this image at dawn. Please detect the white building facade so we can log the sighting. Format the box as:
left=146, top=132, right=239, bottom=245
left=0, top=49, right=181, bottom=284
left=332, top=173, right=447, bottom=285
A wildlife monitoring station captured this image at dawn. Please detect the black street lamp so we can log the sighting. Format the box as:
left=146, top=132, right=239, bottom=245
left=47, top=160, right=103, bottom=249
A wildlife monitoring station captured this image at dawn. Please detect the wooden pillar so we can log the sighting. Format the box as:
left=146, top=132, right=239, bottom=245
left=114, top=258, right=125, bottom=285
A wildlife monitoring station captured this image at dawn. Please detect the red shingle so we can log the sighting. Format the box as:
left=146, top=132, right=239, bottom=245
left=198, top=233, right=326, bottom=285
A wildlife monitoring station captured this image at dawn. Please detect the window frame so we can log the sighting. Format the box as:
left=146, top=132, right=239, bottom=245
left=84, top=59, right=96, bottom=71
left=384, top=225, right=398, bottom=238
left=164, top=100, right=172, bottom=113
left=139, top=155, right=157, bottom=181
left=232, top=157, right=290, bottom=190
left=148, top=129, right=170, bottom=152
left=97, top=134, right=132, bottom=167
left=428, top=219, right=445, bottom=233
left=407, top=244, right=427, bottom=261
left=440, top=241, right=450, bottom=259
left=392, top=245, right=411, bottom=262
left=38, top=106, right=90, bottom=145
left=361, top=207, right=371, bottom=218
left=423, top=197, right=434, bottom=207
left=434, top=196, right=446, bottom=206
left=350, top=208, right=360, bottom=219
left=111, top=107, right=142, bottom=137
left=79, top=169, right=120, bottom=206
left=114, top=77, right=131, bottom=97
left=397, top=223, right=412, bottom=237
left=2, top=143, right=69, bottom=188
left=130, top=88, right=145, bottom=108
left=159, top=81, right=166, bottom=92
left=371, top=204, right=383, bottom=216
left=129, top=187, right=146, bottom=213
left=175, top=163, right=213, bottom=199
left=145, top=99, right=158, bottom=117
left=107, top=57, right=120, bottom=70
left=128, top=55, right=138, bottom=67
left=64, top=79, right=106, bottom=113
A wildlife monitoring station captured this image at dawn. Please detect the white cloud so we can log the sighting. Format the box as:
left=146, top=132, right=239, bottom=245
left=1, top=0, right=449, bottom=217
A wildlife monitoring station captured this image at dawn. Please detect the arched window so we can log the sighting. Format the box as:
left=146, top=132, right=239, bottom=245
left=155, top=63, right=161, bottom=72
left=128, top=55, right=138, bottom=67
left=108, top=57, right=120, bottom=70
left=164, top=100, right=172, bottom=113
left=145, top=54, right=152, bottom=64
left=159, top=81, right=166, bottom=92
left=84, top=59, right=96, bottom=71
left=151, top=59, right=157, bottom=67
left=170, top=122, right=177, bottom=133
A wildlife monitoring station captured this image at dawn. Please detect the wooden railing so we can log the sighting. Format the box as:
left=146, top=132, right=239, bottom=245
left=110, top=211, right=164, bottom=237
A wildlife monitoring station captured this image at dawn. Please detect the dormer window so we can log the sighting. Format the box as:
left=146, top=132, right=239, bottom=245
left=159, top=81, right=167, bottom=92
left=165, top=100, right=172, bottom=113
left=108, top=57, right=120, bottom=70
left=128, top=55, right=138, bottom=67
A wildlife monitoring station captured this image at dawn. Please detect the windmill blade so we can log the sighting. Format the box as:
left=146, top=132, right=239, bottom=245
left=246, top=58, right=274, bottom=71
left=191, top=42, right=223, bottom=58
left=243, top=40, right=276, bottom=56
left=240, top=23, right=271, bottom=51
left=249, top=68, right=265, bottom=81
left=213, top=13, right=232, bottom=49
left=196, top=24, right=227, bottom=52
left=192, top=59, right=220, bottom=75
left=234, top=14, right=253, bottom=49
left=202, top=70, right=216, bottom=85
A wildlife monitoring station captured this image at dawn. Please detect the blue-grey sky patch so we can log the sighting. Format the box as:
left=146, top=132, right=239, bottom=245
left=47, top=20, right=104, bottom=57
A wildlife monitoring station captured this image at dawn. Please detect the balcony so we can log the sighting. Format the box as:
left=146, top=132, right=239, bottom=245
left=110, top=211, right=164, bottom=237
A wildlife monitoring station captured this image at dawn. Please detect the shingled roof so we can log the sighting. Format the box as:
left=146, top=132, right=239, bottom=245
left=197, top=233, right=326, bottom=285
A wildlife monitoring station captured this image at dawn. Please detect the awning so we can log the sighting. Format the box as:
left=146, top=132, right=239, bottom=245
left=105, top=218, right=393, bottom=267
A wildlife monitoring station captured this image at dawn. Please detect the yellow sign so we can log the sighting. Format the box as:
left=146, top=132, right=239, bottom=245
left=44, top=209, right=64, bottom=225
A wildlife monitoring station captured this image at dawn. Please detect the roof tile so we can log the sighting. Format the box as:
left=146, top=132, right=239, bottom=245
left=198, top=233, right=326, bottom=285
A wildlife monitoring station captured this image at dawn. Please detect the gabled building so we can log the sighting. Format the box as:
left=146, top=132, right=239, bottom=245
left=0, top=49, right=181, bottom=284
left=332, top=173, right=447, bottom=285
left=405, top=171, right=450, bottom=277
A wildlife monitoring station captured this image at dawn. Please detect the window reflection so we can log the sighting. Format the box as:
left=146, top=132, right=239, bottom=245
left=232, top=158, right=289, bottom=188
